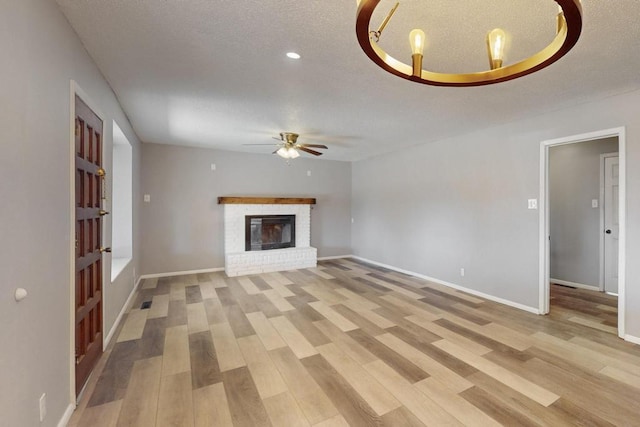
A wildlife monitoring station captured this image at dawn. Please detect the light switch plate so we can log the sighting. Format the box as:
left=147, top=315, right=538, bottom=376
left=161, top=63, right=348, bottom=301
left=144, top=194, right=151, bottom=203
left=528, top=199, right=538, bottom=209
left=592, top=199, right=599, bottom=208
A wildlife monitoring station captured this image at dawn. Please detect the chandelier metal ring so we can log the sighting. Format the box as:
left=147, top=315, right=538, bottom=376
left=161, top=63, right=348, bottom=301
left=356, top=0, right=583, bottom=87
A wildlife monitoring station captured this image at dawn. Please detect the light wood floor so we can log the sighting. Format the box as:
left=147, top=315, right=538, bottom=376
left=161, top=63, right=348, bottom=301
left=550, top=283, right=618, bottom=335
left=70, top=259, right=640, bottom=426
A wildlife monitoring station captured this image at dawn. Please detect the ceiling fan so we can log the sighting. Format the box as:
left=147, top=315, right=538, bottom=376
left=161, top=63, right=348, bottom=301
left=245, top=132, right=328, bottom=159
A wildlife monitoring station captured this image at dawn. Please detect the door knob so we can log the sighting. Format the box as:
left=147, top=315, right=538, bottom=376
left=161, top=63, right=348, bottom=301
left=605, top=229, right=612, bottom=234
left=99, top=209, right=110, bottom=216
left=99, top=247, right=112, bottom=253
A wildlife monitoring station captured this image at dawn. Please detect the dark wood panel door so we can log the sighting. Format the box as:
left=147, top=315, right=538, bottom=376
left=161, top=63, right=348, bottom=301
left=74, top=95, right=104, bottom=396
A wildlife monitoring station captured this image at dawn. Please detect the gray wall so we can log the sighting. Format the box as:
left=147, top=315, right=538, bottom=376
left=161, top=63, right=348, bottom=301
left=352, top=88, right=640, bottom=339
left=141, top=144, right=352, bottom=274
left=549, top=138, right=618, bottom=287
left=0, top=1, right=141, bottom=426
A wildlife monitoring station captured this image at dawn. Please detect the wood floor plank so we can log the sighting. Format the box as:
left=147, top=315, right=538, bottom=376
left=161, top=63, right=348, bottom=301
left=193, top=382, right=234, bottom=427
left=363, top=359, right=463, bottom=426
left=169, top=282, right=186, bottom=301
left=198, top=281, right=217, bottom=299
left=317, top=342, right=401, bottom=416
left=224, top=304, right=256, bottom=338
left=116, top=356, right=162, bottom=426
left=269, top=347, right=339, bottom=424
left=380, top=406, right=426, bottom=427
left=237, top=335, right=288, bottom=399
left=263, top=391, right=311, bottom=427
left=311, top=414, right=350, bottom=427
left=222, top=366, right=273, bottom=427
left=141, top=277, right=158, bottom=289
left=161, top=324, right=190, bottom=377
left=379, top=294, right=441, bottom=320
left=237, top=276, right=261, bottom=295
left=147, top=294, right=170, bottom=319
left=188, top=330, right=221, bottom=389
left=376, top=333, right=473, bottom=393
left=466, top=371, right=582, bottom=427
left=406, top=314, right=492, bottom=355
left=348, top=329, right=429, bottom=384
left=185, top=284, right=203, bottom=304
left=210, top=322, right=246, bottom=372
left=269, top=315, right=318, bottom=359
left=314, top=319, right=378, bottom=365
left=166, top=299, right=188, bottom=327
left=415, top=377, right=503, bottom=427
left=285, top=309, right=332, bottom=346
left=76, top=400, right=122, bottom=427
left=340, top=300, right=395, bottom=329
left=301, top=354, right=382, bottom=426
left=433, top=339, right=559, bottom=407
left=263, top=289, right=296, bottom=312
left=156, top=371, right=194, bottom=427
left=309, top=301, right=358, bottom=332
left=246, top=311, right=287, bottom=350
left=117, top=309, right=148, bottom=342
left=334, top=288, right=380, bottom=310
left=302, top=283, right=347, bottom=305
left=186, top=302, right=209, bottom=334
left=599, top=365, right=640, bottom=388
left=203, top=296, right=226, bottom=325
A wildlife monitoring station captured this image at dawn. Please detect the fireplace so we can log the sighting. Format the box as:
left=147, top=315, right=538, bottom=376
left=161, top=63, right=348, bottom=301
left=245, top=215, right=295, bottom=251
left=219, top=197, right=317, bottom=276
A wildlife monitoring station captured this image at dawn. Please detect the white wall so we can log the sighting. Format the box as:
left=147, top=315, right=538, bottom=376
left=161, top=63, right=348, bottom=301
left=352, top=89, right=640, bottom=339
left=549, top=137, right=618, bottom=287
left=0, top=1, right=141, bottom=426
left=141, top=144, right=352, bottom=275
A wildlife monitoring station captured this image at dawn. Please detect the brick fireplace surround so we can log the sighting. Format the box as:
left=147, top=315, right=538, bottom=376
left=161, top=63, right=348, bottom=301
left=218, top=197, right=317, bottom=276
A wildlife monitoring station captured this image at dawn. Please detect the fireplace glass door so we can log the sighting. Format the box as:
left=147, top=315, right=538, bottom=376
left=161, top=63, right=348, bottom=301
left=245, top=215, right=296, bottom=251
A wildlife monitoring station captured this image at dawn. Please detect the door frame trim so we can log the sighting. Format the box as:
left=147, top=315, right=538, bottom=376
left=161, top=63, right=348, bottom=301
left=68, top=80, right=107, bottom=402
left=538, top=127, right=626, bottom=339
left=599, top=152, right=619, bottom=293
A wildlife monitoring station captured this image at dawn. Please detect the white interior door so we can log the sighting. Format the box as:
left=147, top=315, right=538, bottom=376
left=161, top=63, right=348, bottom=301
left=604, top=156, right=619, bottom=294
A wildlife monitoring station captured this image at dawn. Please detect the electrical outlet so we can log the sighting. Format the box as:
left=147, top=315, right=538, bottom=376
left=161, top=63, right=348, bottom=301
left=592, top=199, right=599, bottom=208
left=211, top=163, right=216, bottom=171
left=307, top=170, right=311, bottom=176
left=460, top=268, right=465, bottom=277
left=143, top=194, right=151, bottom=203
left=39, top=393, right=46, bottom=422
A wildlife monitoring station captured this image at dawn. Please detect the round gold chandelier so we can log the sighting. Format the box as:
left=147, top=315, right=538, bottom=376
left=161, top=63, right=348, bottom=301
left=355, top=0, right=583, bottom=87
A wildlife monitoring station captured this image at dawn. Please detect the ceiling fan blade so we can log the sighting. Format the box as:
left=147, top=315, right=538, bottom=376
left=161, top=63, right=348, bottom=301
left=298, top=146, right=323, bottom=156
left=272, top=149, right=279, bottom=154
left=300, top=144, right=328, bottom=149
left=273, top=136, right=283, bottom=141
left=242, top=143, right=280, bottom=146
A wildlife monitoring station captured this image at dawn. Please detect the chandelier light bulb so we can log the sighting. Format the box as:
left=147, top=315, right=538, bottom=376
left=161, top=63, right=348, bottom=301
left=409, top=29, right=426, bottom=55
left=487, top=28, right=506, bottom=69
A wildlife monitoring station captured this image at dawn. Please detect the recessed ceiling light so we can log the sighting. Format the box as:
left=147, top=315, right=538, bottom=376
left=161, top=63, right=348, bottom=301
left=286, top=52, right=301, bottom=59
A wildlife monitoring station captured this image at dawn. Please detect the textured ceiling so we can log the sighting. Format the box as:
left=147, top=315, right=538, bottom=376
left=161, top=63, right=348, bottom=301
left=56, top=0, right=640, bottom=161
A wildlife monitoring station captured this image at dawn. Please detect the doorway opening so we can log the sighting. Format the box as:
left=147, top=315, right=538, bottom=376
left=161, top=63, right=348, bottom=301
left=539, top=127, right=626, bottom=339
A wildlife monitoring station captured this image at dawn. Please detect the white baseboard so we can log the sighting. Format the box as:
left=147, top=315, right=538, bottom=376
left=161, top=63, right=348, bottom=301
left=103, top=276, right=143, bottom=348
left=140, top=267, right=225, bottom=279
left=350, top=256, right=540, bottom=315
left=57, top=403, right=75, bottom=427
left=624, top=334, right=640, bottom=345
left=318, top=254, right=353, bottom=261
left=550, top=278, right=600, bottom=291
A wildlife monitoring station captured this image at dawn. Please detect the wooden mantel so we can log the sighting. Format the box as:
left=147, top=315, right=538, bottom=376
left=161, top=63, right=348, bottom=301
left=218, top=197, right=316, bottom=205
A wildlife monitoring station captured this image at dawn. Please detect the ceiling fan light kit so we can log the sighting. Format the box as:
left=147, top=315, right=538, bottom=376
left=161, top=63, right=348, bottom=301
left=356, top=0, right=583, bottom=87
